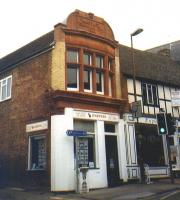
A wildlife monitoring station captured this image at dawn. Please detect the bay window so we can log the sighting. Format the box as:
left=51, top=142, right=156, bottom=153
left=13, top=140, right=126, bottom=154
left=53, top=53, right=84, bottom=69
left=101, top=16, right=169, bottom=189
left=66, top=48, right=114, bottom=96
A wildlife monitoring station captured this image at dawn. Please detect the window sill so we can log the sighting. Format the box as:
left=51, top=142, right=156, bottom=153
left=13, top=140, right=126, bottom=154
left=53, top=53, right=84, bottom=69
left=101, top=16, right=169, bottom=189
left=88, top=167, right=100, bottom=170
left=143, top=104, right=159, bottom=107
left=27, top=168, right=46, bottom=171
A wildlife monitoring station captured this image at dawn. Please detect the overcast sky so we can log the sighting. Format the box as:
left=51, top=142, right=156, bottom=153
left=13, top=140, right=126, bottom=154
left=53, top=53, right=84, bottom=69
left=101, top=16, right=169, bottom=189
left=0, top=0, right=180, bottom=58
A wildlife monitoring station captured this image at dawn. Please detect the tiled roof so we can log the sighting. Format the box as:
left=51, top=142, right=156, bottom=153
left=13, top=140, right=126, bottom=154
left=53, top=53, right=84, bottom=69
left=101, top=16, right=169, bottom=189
left=0, top=31, right=54, bottom=73
left=119, top=44, right=180, bottom=86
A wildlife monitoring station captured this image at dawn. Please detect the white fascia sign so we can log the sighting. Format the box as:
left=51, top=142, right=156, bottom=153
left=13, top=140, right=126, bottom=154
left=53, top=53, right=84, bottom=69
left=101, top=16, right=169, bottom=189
left=171, top=91, right=180, bottom=107
left=26, top=120, right=48, bottom=133
left=73, top=110, right=119, bottom=122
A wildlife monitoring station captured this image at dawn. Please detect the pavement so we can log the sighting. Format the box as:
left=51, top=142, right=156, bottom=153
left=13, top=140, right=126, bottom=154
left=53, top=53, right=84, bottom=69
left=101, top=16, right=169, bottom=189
left=0, top=179, right=180, bottom=200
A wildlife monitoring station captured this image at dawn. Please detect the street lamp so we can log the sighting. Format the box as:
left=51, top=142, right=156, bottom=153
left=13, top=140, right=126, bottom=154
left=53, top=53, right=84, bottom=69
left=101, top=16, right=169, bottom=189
left=131, top=28, right=143, bottom=102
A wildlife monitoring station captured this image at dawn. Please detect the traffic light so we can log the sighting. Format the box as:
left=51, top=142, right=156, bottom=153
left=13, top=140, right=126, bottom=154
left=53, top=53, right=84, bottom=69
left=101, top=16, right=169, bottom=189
left=156, top=113, right=168, bottom=135
left=166, top=113, right=176, bottom=135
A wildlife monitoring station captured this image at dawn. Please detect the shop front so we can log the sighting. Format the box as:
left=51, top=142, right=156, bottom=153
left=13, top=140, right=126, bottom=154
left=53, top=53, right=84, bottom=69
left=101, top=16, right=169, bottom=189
left=50, top=108, right=127, bottom=191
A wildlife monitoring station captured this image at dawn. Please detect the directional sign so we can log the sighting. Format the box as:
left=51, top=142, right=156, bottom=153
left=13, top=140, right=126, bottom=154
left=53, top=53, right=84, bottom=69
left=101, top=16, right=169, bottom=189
left=66, top=130, right=87, bottom=137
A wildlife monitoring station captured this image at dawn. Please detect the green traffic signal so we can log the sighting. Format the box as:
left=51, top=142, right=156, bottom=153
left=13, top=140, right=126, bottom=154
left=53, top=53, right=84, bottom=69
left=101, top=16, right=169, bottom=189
left=156, top=113, right=168, bottom=135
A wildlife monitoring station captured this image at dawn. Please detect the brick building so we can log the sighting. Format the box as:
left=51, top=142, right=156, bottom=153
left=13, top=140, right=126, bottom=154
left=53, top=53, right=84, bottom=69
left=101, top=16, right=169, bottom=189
left=1, top=9, right=180, bottom=192
left=0, top=10, right=129, bottom=191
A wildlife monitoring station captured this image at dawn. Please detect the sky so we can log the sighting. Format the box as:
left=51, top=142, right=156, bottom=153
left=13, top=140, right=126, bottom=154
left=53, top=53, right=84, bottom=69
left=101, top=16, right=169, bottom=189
left=0, top=0, right=180, bottom=58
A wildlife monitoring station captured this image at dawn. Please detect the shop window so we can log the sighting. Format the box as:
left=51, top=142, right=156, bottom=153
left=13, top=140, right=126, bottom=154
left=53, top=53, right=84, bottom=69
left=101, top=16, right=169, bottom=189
left=84, top=69, right=92, bottom=92
left=74, top=120, right=97, bottom=168
left=96, top=72, right=104, bottom=94
left=28, top=135, right=46, bottom=170
left=0, top=76, right=12, bottom=102
left=142, top=83, right=158, bottom=106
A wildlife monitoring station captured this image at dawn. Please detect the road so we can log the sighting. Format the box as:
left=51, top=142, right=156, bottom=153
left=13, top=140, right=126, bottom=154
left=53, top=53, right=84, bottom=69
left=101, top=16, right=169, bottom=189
left=144, top=189, right=180, bottom=200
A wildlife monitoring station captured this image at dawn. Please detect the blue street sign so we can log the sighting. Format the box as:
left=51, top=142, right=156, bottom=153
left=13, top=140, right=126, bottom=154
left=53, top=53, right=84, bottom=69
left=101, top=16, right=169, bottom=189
left=66, top=130, right=87, bottom=137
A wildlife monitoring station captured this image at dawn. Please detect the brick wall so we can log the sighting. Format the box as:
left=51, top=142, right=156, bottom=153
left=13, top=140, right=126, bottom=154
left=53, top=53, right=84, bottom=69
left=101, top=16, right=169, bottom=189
left=0, top=51, right=52, bottom=186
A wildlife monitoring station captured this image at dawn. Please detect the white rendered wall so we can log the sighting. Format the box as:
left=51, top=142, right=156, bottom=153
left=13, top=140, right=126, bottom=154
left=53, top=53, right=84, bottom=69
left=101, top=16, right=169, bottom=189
left=118, top=119, right=128, bottom=181
left=51, top=108, right=75, bottom=191
left=88, top=121, right=108, bottom=189
left=51, top=108, right=126, bottom=191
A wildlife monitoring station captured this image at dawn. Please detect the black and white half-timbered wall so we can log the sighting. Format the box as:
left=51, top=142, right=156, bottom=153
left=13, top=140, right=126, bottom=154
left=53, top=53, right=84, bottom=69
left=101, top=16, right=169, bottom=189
left=119, top=44, right=180, bottom=179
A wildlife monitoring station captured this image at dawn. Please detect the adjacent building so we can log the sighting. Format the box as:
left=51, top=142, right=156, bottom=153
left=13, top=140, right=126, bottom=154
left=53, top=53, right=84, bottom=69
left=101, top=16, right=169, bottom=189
left=120, top=44, right=180, bottom=177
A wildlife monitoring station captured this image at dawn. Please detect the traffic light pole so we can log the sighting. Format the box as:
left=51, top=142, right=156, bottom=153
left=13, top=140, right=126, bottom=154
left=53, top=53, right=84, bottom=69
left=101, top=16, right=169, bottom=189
left=166, top=135, right=174, bottom=184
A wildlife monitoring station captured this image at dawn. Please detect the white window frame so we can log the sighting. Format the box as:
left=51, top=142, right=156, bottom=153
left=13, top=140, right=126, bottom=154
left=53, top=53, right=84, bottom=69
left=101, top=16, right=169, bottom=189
left=28, top=134, right=46, bottom=171
left=146, top=83, right=158, bottom=105
left=0, top=75, right=12, bottom=102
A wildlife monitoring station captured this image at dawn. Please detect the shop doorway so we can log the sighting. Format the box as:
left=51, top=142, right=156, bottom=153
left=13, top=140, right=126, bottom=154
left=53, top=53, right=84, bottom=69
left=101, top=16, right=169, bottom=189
left=105, top=135, right=120, bottom=187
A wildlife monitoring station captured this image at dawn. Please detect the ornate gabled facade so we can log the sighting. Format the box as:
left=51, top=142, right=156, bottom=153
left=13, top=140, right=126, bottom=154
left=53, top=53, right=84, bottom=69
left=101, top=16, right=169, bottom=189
left=0, top=10, right=129, bottom=191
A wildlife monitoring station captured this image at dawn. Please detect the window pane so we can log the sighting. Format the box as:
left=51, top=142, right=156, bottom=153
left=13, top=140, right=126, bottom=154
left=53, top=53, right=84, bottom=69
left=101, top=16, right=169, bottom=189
left=2, top=84, right=6, bottom=101
left=96, top=72, right=104, bottom=93
left=67, top=66, right=78, bottom=89
left=96, top=55, right=104, bottom=68
left=67, top=50, right=78, bottom=63
left=74, top=120, right=94, bottom=133
left=31, top=137, right=46, bottom=169
left=88, top=137, right=95, bottom=167
left=109, top=76, right=112, bottom=96
left=84, top=69, right=92, bottom=91
left=152, top=85, right=158, bottom=105
left=7, top=77, right=12, bottom=98
left=104, top=123, right=116, bottom=133
left=147, top=84, right=153, bottom=104
left=83, top=53, right=92, bottom=65
left=108, top=58, right=113, bottom=70
left=142, top=83, right=148, bottom=105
